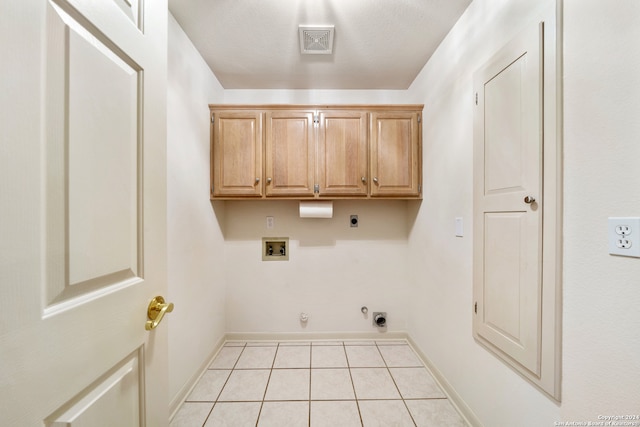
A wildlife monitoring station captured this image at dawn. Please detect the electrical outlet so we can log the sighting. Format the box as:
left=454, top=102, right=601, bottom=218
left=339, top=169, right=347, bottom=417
left=608, top=217, right=640, bottom=257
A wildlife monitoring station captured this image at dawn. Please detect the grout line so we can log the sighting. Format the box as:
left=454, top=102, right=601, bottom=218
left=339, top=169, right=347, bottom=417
left=254, top=343, right=279, bottom=426
left=308, top=344, right=312, bottom=426
left=343, top=343, right=364, bottom=427
left=202, top=342, right=248, bottom=427
left=375, top=342, right=418, bottom=427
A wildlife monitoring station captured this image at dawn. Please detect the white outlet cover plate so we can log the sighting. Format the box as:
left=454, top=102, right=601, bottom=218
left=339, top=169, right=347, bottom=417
left=608, top=217, right=640, bottom=257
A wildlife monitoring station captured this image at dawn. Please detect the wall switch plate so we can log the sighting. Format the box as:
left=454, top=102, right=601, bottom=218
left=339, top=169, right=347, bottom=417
left=608, top=217, right=640, bottom=257
left=266, top=216, right=274, bottom=229
left=455, top=217, right=464, bottom=237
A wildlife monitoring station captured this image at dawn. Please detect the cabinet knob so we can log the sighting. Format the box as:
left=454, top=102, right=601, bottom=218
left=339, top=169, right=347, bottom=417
left=361, top=176, right=366, bottom=183
left=373, top=177, right=379, bottom=184
left=267, top=177, right=272, bottom=184
left=255, top=178, right=260, bottom=183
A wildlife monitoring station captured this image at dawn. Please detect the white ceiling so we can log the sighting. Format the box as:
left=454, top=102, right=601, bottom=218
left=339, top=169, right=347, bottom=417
left=168, top=0, right=472, bottom=90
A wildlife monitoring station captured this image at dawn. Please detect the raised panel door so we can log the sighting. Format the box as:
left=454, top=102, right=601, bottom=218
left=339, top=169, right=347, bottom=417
left=473, top=22, right=543, bottom=377
left=211, top=110, right=263, bottom=197
left=370, top=111, right=421, bottom=197
left=265, top=110, right=315, bottom=197
left=0, top=0, right=169, bottom=425
left=317, top=110, right=368, bottom=196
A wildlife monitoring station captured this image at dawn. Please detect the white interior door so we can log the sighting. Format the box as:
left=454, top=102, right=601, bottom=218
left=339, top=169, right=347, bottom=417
left=473, top=23, right=543, bottom=376
left=0, top=0, right=168, bottom=425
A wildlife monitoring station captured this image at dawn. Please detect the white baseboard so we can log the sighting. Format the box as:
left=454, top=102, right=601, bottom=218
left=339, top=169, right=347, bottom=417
left=225, top=330, right=409, bottom=342
left=406, top=335, right=483, bottom=427
left=169, top=334, right=226, bottom=420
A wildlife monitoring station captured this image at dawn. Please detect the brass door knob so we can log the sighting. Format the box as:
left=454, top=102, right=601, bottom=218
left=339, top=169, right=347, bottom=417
left=145, top=296, right=174, bottom=331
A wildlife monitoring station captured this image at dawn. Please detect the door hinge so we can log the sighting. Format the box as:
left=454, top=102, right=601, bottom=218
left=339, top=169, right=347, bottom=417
left=474, top=302, right=477, bottom=314
left=211, top=113, right=215, bottom=123
left=475, top=93, right=478, bottom=105
left=314, top=184, right=319, bottom=193
left=211, top=184, right=214, bottom=194
left=418, top=114, right=421, bottom=123
left=313, top=114, right=319, bottom=125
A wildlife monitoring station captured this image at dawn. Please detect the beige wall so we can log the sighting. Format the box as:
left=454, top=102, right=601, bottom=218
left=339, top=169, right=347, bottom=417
left=167, top=15, right=227, bottom=410
left=223, top=200, right=412, bottom=335
left=562, top=0, right=640, bottom=419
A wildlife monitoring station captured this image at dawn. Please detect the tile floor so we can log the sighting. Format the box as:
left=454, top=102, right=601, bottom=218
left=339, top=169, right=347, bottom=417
left=171, top=340, right=468, bottom=427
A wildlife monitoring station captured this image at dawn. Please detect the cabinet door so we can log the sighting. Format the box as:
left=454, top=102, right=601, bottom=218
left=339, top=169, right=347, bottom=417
left=265, top=110, right=315, bottom=197
left=211, top=111, right=263, bottom=197
left=317, top=110, right=368, bottom=196
left=370, top=111, right=421, bottom=197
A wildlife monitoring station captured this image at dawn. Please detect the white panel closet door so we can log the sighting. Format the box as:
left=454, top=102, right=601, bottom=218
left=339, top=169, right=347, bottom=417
left=473, top=23, right=543, bottom=376
left=0, top=0, right=168, bottom=425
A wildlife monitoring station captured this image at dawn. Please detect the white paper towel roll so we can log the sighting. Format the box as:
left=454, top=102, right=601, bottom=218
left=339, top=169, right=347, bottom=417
left=299, top=201, right=333, bottom=218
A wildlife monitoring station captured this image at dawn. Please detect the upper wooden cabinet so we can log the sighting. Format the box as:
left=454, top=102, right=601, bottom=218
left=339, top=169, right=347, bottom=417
left=265, top=110, right=316, bottom=197
left=211, top=110, right=263, bottom=198
left=209, top=105, right=423, bottom=200
left=317, top=110, right=369, bottom=197
left=370, top=111, right=422, bottom=197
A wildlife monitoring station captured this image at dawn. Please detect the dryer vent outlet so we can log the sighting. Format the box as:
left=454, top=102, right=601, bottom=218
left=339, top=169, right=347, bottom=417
left=373, top=312, right=387, bottom=328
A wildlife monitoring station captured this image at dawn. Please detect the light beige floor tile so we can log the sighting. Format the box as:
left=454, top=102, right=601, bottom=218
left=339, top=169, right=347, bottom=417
left=186, top=370, right=231, bottom=401
left=310, top=368, right=355, bottom=400
left=209, top=346, right=244, bottom=369
left=344, top=340, right=376, bottom=346
left=389, top=368, right=445, bottom=399
left=350, top=368, right=401, bottom=399
left=258, top=401, right=309, bottom=427
left=405, top=399, right=468, bottom=427
left=170, top=402, right=213, bottom=427
left=204, top=402, right=261, bottom=427
left=217, top=370, right=270, bottom=401
left=224, top=341, right=246, bottom=347
left=279, top=341, right=311, bottom=346
left=378, top=345, right=423, bottom=367
left=312, top=345, right=348, bottom=368
left=310, top=401, right=361, bottom=427
left=345, top=346, right=385, bottom=367
left=264, top=369, right=310, bottom=401
left=359, top=400, right=414, bottom=427
left=235, top=346, right=277, bottom=369
left=274, top=345, right=311, bottom=368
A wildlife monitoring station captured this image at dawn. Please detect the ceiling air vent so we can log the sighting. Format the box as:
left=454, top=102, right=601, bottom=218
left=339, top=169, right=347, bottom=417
left=299, top=25, right=334, bottom=55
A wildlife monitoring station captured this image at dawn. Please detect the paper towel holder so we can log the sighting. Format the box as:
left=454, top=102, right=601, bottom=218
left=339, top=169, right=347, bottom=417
left=299, top=201, right=333, bottom=218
